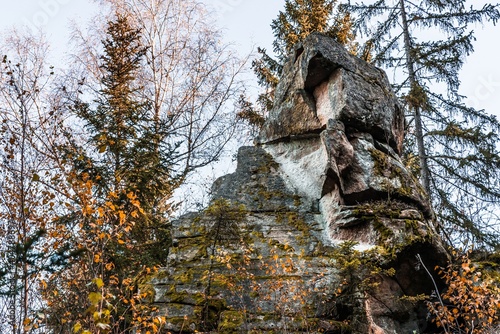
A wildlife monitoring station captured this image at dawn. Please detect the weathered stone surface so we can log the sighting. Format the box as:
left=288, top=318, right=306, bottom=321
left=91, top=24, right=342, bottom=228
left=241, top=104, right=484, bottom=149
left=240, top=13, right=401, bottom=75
left=255, top=32, right=432, bottom=225
left=256, top=33, right=404, bottom=155
left=154, top=207, right=339, bottom=333
left=150, top=33, right=449, bottom=334
left=211, top=146, right=314, bottom=213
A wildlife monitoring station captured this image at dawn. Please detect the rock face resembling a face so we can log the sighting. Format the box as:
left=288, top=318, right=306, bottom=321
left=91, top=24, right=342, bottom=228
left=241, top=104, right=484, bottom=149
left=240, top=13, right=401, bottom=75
left=257, top=33, right=434, bottom=243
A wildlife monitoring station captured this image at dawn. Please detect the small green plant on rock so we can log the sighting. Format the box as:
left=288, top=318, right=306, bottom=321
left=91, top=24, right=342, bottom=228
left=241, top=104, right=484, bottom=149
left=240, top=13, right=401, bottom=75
left=331, top=241, right=394, bottom=329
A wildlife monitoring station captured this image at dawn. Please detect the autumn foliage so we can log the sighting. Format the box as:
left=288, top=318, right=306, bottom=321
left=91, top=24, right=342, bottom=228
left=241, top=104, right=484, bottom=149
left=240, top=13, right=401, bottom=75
left=428, top=252, right=500, bottom=333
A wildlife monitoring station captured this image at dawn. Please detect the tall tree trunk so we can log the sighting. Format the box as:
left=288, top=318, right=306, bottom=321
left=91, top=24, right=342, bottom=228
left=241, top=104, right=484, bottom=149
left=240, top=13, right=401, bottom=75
left=8, top=218, right=17, bottom=334
left=20, top=102, right=28, bottom=334
left=399, top=0, right=431, bottom=196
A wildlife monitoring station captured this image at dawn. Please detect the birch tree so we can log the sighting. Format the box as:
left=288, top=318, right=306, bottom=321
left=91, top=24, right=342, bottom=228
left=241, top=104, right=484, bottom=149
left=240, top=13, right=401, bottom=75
left=0, top=30, right=73, bottom=334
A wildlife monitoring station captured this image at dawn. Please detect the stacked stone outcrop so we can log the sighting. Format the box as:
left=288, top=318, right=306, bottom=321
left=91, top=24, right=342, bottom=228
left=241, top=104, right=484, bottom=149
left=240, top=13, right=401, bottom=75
left=149, top=33, right=448, bottom=333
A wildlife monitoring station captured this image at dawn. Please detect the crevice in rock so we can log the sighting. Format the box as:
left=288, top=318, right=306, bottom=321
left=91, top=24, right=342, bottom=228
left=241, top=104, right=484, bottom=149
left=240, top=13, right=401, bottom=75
left=304, top=52, right=340, bottom=92
left=372, top=138, right=399, bottom=161
left=343, top=189, right=388, bottom=207
left=256, top=126, right=325, bottom=145
left=321, top=168, right=341, bottom=197
left=387, top=243, right=448, bottom=333
left=290, top=129, right=324, bottom=140
left=294, top=45, right=304, bottom=61
left=343, top=117, right=401, bottom=154
left=389, top=242, right=447, bottom=296
left=304, top=50, right=386, bottom=97
left=342, top=189, right=432, bottom=219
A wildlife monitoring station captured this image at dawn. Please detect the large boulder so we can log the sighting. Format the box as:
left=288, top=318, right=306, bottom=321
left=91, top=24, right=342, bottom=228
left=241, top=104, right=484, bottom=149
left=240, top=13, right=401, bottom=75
left=257, top=33, right=404, bottom=155
left=149, top=33, right=449, bottom=333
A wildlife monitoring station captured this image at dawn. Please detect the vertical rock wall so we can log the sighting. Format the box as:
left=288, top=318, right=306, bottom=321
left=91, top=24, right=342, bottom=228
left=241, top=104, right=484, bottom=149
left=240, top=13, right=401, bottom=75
left=150, top=33, right=448, bottom=333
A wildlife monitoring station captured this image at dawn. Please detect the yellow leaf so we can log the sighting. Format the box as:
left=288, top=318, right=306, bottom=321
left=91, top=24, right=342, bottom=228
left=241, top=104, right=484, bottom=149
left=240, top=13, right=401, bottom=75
left=88, top=292, right=101, bottom=305
left=73, top=322, right=82, bottom=333
left=83, top=205, right=94, bottom=215
left=118, top=239, right=125, bottom=245
left=93, top=278, right=104, bottom=289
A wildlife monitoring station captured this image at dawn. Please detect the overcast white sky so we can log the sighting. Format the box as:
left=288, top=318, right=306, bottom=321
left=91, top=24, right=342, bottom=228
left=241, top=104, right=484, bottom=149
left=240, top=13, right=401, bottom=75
left=0, top=0, right=498, bottom=118
left=0, top=0, right=498, bottom=211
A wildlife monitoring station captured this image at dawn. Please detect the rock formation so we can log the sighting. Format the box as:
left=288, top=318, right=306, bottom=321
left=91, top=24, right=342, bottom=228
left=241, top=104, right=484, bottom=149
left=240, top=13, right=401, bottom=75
left=149, top=33, right=448, bottom=333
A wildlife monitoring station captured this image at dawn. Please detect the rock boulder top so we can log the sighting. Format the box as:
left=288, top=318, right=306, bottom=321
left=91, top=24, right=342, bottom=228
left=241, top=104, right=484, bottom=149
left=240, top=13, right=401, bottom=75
left=257, top=32, right=405, bottom=155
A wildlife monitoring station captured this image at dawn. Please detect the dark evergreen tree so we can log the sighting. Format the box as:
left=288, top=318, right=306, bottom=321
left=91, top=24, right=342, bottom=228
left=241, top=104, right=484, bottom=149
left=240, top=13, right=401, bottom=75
left=72, top=14, right=174, bottom=266
left=342, top=0, right=500, bottom=247
left=47, top=13, right=178, bottom=332
left=271, top=0, right=357, bottom=64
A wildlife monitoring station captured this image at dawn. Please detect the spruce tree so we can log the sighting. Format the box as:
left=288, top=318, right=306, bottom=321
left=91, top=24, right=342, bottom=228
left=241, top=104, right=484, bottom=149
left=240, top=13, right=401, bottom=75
left=44, top=14, right=176, bottom=332
left=341, top=0, right=500, bottom=247
left=72, top=13, right=173, bottom=268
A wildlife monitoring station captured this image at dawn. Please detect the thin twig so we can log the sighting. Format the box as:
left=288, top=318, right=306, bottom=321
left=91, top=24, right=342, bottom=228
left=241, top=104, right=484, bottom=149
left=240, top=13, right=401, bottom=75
left=416, top=254, right=443, bottom=307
